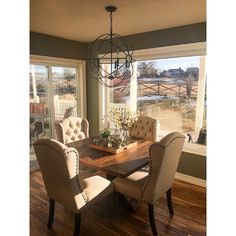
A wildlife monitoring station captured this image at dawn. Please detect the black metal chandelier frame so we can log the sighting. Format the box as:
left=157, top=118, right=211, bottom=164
left=89, top=6, right=135, bottom=88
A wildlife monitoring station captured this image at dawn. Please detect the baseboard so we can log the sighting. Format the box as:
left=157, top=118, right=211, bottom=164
left=175, top=172, right=206, bottom=188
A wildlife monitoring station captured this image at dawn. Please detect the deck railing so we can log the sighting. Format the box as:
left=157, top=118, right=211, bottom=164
left=54, top=96, right=77, bottom=120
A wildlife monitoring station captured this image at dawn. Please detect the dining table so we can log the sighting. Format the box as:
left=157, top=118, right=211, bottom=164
left=67, top=137, right=154, bottom=178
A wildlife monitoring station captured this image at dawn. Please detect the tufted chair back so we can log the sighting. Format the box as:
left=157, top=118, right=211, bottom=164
left=33, top=138, right=89, bottom=213
left=141, top=132, right=185, bottom=204
left=56, top=117, right=89, bottom=144
left=129, top=115, right=160, bottom=141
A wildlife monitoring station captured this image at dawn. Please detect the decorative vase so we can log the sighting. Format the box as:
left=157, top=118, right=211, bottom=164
left=122, top=128, right=129, bottom=145
left=102, top=137, right=109, bottom=147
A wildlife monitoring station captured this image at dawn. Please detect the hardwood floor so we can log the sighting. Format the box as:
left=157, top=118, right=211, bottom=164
left=30, top=170, right=206, bottom=236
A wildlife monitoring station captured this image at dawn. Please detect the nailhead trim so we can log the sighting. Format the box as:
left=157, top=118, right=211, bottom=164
left=115, top=189, right=152, bottom=205
left=140, top=136, right=185, bottom=201
left=115, top=189, right=141, bottom=201
left=140, top=143, right=156, bottom=200
left=65, top=149, right=88, bottom=205
left=74, top=150, right=88, bottom=204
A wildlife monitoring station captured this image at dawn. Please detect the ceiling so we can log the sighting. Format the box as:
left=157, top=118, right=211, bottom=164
left=30, top=0, right=206, bottom=42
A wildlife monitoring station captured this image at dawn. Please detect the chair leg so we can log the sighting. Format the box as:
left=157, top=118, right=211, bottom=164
left=47, top=198, right=55, bottom=229
left=166, top=188, right=174, bottom=216
left=74, top=213, right=81, bottom=236
left=148, top=204, right=158, bottom=236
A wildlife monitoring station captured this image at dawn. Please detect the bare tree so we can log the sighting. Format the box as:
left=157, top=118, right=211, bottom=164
left=138, top=62, right=159, bottom=78
left=186, top=74, right=194, bottom=98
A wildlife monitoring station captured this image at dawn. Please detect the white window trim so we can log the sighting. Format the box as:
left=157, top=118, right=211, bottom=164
left=30, top=55, right=87, bottom=118
left=98, top=62, right=137, bottom=130
left=195, top=56, right=206, bottom=138
left=133, top=42, right=206, bottom=60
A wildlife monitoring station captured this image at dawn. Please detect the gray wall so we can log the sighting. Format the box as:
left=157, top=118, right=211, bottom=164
left=30, top=32, right=87, bottom=60
left=177, top=152, right=206, bottom=179
left=30, top=22, right=207, bottom=180
left=125, top=22, right=206, bottom=50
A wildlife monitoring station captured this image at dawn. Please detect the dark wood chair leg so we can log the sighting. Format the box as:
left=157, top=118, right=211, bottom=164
left=148, top=204, right=158, bottom=236
left=74, top=213, right=81, bottom=236
left=47, top=198, right=55, bottom=229
left=166, top=188, right=174, bottom=216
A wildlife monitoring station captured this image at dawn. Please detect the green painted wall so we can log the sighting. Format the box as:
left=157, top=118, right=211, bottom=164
left=178, top=152, right=206, bottom=179
left=125, top=22, right=206, bottom=50
left=30, top=32, right=87, bottom=60
left=86, top=43, right=100, bottom=136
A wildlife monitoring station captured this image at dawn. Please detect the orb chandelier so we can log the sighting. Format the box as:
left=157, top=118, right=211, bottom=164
left=89, top=6, right=135, bottom=87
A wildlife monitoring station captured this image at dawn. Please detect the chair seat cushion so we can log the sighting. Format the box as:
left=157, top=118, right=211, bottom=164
left=113, top=169, right=148, bottom=200
left=81, top=175, right=114, bottom=205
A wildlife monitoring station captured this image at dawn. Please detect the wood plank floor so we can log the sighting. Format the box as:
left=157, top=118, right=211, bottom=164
left=30, top=170, right=206, bottom=236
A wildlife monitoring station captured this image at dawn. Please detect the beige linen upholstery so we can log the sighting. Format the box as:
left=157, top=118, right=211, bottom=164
left=129, top=115, right=160, bottom=142
left=33, top=138, right=113, bottom=214
left=113, top=132, right=185, bottom=235
left=56, top=117, right=89, bottom=144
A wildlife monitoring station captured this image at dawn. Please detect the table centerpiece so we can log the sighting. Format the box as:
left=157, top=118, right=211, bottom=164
left=109, top=108, right=139, bottom=144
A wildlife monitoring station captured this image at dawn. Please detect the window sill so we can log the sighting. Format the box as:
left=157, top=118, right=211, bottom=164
left=182, top=142, right=206, bottom=157
left=157, top=134, right=206, bottom=157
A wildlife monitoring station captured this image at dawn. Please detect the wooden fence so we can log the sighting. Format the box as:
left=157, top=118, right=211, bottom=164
left=137, top=80, right=198, bottom=98
left=113, top=79, right=198, bottom=100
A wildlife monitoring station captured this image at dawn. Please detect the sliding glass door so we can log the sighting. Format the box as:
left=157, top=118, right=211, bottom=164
left=29, top=56, right=86, bottom=164
left=52, top=66, right=78, bottom=122
left=29, top=64, right=51, bottom=161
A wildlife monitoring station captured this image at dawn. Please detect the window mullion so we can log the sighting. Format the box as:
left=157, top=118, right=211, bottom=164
left=195, top=56, right=206, bottom=138
left=130, top=62, right=137, bottom=112
left=47, top=65, right=56, bottom=139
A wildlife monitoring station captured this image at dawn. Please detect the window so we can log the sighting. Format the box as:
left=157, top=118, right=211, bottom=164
left=100, top=42, right=206, bottom=142
left=30, top=55, right=86, bottom=161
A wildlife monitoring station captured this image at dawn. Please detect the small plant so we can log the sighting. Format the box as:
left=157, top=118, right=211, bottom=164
left=100, top=128, right=111, bottom=139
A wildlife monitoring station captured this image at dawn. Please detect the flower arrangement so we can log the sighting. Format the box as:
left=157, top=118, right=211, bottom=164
left=109, top=108, right=140, bottom=132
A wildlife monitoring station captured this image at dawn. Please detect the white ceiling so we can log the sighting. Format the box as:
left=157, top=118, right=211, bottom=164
left=30, top=0, right=206, bottom=42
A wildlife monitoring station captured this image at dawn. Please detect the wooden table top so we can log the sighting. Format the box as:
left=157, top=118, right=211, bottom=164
left=67, top=138, right=153, bottom=178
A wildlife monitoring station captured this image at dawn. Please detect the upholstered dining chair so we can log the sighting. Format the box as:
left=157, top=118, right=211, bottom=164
left=129, top=115, right=160, bottom=142
left=56, top=116, right=89, bottom=144
left=33, top=138, right=113, bottom=236
left=113, top=132, right=185, bottom=235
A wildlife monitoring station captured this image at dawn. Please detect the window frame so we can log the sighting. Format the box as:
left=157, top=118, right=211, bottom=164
left=30, top=55, right=87, bottom=138
left=30, top=55, right=87, bottom=117
left=99, top=42, right=206, bottom=138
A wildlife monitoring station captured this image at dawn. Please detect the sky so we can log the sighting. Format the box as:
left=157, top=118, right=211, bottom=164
left=139, top=56, right=200, bottom=71
left=32, top=56, right=200, bottom=75
left=31, top=65, right=76, bottom=74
